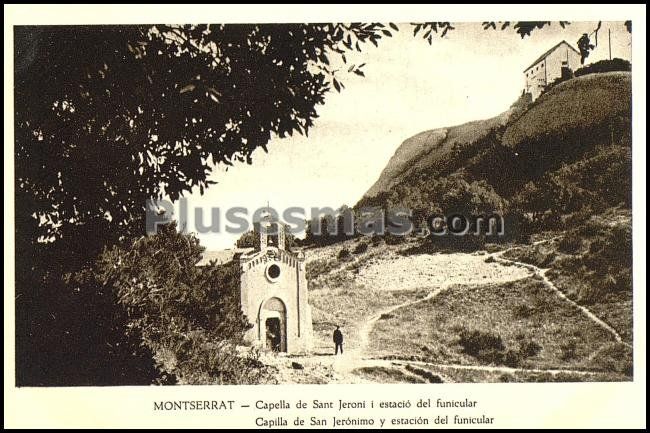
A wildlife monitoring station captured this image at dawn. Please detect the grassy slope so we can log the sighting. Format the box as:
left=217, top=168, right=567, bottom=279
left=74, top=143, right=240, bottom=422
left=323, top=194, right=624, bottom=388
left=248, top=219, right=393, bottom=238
left=368, top=277, right=631, bottom=375
left=305, top=239, right=430, bottom=352
left=304, top=235, right=632, bottom=381
left=502, top=72, right=631, bottom=148
left=302, top=72, right=633, bottom=382
left=362, top=71, right=631, bottom=205
left=502, top=207, right=633, bottom=343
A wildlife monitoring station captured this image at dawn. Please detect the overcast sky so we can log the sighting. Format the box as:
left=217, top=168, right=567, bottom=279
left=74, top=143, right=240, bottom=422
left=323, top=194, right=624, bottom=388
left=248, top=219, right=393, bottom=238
left=174, top=21, right=632, bottom=250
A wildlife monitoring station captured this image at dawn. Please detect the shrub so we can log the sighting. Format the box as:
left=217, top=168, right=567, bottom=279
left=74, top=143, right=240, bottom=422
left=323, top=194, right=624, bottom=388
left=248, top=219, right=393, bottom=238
left=499, top=373, right=514, bottom=383
left=574, top=58, right=631, bottom=77
left=513, top=304, right=535, bottom=319
left=558, top=233, right=583, bottom=254
left=519, top=339, right=542, bottom=358
left=579, top=219, right=602, bottom=237
left=91, top=222, right=267, bottom=385
left=337, top=248, right=352, bottom=261
left=353, top=242, right=368, bottom=254
left=172, top=337, right=272, bottom=385
left=506, top=246, right=556, bottom=268
left=306, top=258, right=337, bottom=280
left=589, top=342, right=633, bottom=376
left=458, top=328, right=505, bottom=357
left=613, top=268, right=633, bottom=293
left=560, top=339, right=578, bottom=361
left=502, top=349, right=522, bottom=368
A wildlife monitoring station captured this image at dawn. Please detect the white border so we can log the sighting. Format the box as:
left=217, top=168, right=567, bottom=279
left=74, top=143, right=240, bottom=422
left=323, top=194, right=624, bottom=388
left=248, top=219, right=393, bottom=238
left=4, top=4, right=646, bottom=429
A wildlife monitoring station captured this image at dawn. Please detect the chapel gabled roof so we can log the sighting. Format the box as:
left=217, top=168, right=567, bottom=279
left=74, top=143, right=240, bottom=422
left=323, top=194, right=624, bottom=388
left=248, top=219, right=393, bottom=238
left=523, top=40, right=581, bottom=72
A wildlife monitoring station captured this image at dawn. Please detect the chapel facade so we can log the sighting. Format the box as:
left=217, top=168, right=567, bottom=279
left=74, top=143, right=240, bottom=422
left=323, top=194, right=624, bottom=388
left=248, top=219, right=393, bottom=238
left=238, top=213, right=313, bottom=354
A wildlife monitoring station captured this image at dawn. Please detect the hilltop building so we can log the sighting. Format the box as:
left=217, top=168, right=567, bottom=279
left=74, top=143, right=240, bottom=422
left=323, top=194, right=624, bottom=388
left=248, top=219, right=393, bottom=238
left=524, top=40, right=582, bottom=101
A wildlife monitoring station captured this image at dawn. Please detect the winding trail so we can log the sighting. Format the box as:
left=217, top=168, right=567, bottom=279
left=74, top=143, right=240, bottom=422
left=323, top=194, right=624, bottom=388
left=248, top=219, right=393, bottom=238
left=355, top=283, right=451, bottom=358
left=357, top=358, right=614, bottom=378
left=491, top=248, right=631, bottom=349
left=289, top=239, right=630, bottom=383
left=348, top=240, right=632, bottom=380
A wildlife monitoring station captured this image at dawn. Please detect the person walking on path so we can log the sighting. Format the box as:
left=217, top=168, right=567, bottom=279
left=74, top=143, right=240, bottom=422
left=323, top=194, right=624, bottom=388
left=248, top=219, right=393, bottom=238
left=333, top=326, right=344, bottom=355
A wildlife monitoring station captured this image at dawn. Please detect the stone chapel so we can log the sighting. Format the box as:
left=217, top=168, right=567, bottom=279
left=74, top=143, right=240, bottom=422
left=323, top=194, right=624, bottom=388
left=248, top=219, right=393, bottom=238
left=238, top=213, right=313, bottom=354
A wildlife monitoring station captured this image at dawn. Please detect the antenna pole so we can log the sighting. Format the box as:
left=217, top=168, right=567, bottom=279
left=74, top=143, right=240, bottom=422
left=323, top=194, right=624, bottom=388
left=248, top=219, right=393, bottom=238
left=608, top=28, right=612, bottom=60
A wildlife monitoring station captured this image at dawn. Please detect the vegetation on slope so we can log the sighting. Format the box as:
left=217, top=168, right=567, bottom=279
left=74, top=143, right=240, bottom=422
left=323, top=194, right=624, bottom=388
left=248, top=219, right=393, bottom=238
left=368, top=278, right=631, bottom=376
left=354, top=72, right=631, bottom=247
left=73, top=222, right=272, bottom=385
left=502, top=71, right=631, bottom=148
left=503, top=207, right=633, bottom=343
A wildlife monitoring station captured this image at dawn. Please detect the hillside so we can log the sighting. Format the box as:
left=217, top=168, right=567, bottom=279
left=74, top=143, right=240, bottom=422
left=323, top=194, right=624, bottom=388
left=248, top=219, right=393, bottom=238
left=262, top=71, right=633, bottom=385
left=272, top=232, right=632, bottom=384
left=502, top=71, right=631, bottom=148
left=359, top=71, right=631, bottom=211
left=364, top=107, right=517, bottom=198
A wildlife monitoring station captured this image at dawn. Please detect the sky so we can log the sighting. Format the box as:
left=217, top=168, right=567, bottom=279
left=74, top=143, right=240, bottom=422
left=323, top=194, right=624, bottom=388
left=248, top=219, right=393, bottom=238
left=173, top=21, right=632, bottom=250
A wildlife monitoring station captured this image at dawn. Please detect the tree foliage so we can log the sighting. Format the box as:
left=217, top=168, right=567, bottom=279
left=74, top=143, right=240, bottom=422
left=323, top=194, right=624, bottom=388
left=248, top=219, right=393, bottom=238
left=481, top=21, right=570, bottom=38
left=89, top=222, right=267, bottom=384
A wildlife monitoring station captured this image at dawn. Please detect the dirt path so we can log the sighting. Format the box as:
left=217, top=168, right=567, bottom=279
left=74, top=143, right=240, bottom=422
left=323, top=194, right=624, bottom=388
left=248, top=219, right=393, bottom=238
left=301, top=249, right=533, bottom=380
left=357, top=358, right=614, bottom=379
left=355, top=286, right=447, bottom=358
left=282, top=240, right=629, bottom=383
left=492, top=250, right=631, bottom=349
left=347, top=242, right=631, bottom=381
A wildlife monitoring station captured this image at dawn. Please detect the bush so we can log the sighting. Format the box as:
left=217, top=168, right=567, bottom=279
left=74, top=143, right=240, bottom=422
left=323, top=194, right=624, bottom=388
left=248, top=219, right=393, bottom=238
left=90, top=222, right=267, bottom=385
left=458, top=328, right=505, bottom=357
left=506, top=245, right=556, bottom=268
left=560, top=339, right=578, bottom=361
left=574, top=58, right=631, bottom=77
left=169, top=336, right=271, bottom=385
left=353, top=242, right=368, bottom=254
left=499, top=373, right=514, bottom=383
left=337, top=248, right=352, bottom=261
left=558, top=233, right=583, bottom=254
left=502, top=349, right=522, bottom=368
left=513, top=304, right=535, bottom=319
left=519, top=339, right=542, bottom=358
left=589, top=342, right=633, bottom=376
left=306, top=258, right=337, bottom=280
left=457, top=329, right=541, bottom=368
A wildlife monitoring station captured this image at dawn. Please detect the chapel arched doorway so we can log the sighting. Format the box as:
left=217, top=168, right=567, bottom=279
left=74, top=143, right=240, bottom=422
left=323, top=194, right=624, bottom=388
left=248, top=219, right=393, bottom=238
left=260, top=297, right=287, bottom=352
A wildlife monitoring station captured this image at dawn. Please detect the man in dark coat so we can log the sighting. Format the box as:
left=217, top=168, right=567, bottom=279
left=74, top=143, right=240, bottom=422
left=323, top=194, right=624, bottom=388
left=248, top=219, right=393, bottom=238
left=333, top=326, right=344, bottom=355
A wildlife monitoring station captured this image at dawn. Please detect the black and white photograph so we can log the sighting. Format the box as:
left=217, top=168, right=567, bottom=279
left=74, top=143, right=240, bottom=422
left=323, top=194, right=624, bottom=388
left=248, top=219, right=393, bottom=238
left=5, top=4, right=646, bottom=429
